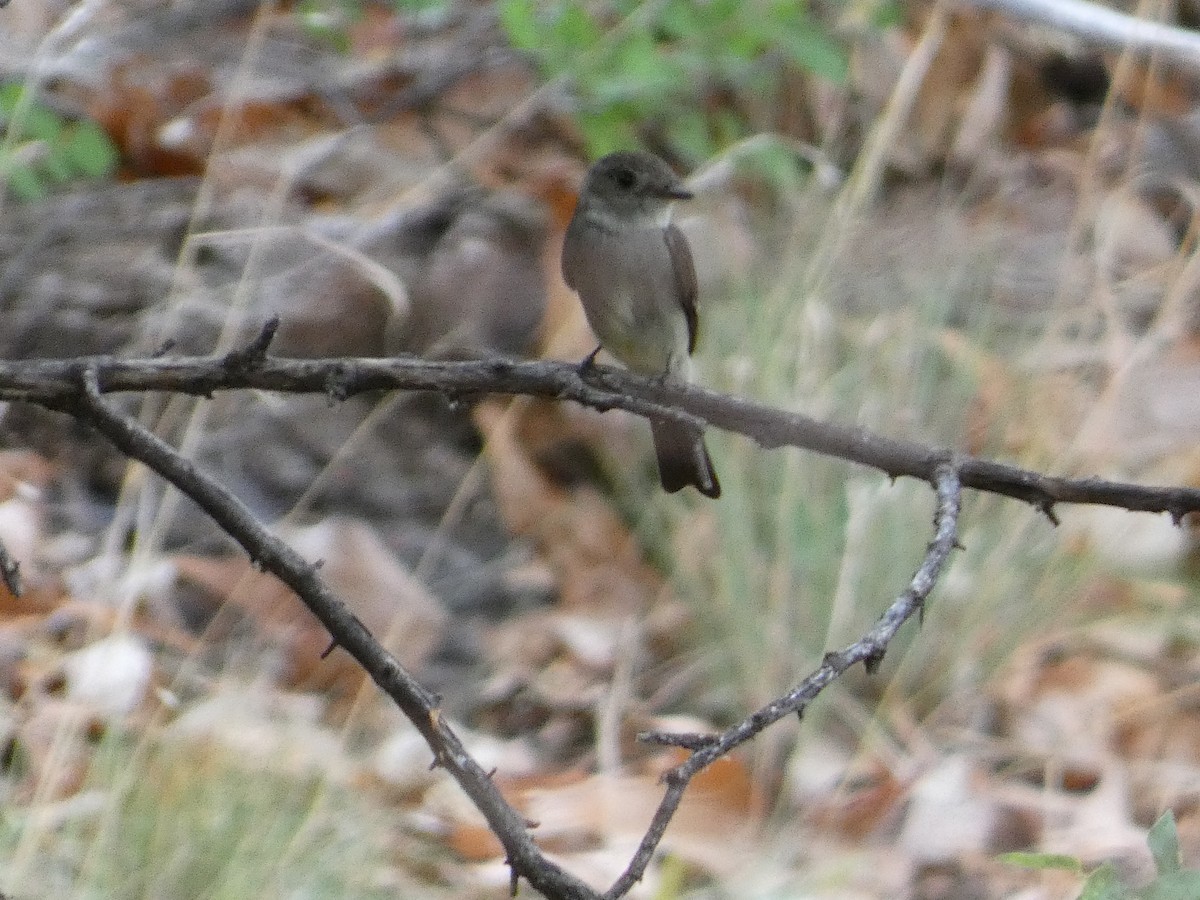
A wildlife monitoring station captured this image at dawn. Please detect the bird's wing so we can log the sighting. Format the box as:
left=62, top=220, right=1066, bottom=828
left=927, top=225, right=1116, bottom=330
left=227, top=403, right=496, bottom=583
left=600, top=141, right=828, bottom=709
left=664, top=223, right=699, bottom=354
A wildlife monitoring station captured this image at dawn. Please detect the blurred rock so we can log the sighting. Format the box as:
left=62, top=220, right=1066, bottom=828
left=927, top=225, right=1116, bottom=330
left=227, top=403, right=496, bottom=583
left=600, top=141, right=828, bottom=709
left=62, top=633, right=154, bottom=717
left=0, top=178, right=217, bottom=358
left=386, top=189, right=548, bottom=357
left=0, top=164, right=555, bottom=708
left=899, top=755, right=998, bottom=864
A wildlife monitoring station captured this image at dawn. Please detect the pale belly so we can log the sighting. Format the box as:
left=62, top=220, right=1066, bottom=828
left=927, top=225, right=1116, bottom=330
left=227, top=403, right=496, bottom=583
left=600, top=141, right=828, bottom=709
left=590, top=286, right=686, bottom=375
left=565, top=226, right=690, bottom=377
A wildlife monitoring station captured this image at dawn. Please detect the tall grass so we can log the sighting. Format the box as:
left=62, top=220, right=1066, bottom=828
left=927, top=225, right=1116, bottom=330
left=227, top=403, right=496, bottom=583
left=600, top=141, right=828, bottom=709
left=1, top=730, right=429, bottom=899
left=642, top=171, right=1098, bottom=732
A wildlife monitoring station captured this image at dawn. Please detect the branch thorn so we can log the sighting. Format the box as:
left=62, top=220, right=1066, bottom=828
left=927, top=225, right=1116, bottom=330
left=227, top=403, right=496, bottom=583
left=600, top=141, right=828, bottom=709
left=863, top=647, right=886, bottom=675
left=222, top=317, right=279, bottom=372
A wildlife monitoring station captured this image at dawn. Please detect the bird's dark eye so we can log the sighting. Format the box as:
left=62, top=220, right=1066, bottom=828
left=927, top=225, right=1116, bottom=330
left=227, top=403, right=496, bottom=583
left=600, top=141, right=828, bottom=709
left=613, top=168, right=636, bottom=189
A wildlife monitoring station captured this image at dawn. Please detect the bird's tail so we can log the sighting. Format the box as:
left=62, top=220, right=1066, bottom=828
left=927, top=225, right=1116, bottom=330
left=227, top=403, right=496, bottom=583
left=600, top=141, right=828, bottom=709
left=650, top=417, right=720, bottom=498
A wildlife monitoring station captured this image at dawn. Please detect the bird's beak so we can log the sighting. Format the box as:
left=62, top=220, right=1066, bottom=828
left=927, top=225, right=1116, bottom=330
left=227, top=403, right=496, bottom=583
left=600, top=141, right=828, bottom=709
left=662, top=185, right=693, bottom=201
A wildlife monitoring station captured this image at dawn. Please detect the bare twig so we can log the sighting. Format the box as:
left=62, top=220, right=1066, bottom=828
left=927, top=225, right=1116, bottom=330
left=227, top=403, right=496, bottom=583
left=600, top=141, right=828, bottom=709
left=220, top=315, right=279, bottom=372
left=959, top=0, right=1200, bottom=75
left=606, top=464, right=963, bottom=897
left=9, top=353, right=1200, bottom=521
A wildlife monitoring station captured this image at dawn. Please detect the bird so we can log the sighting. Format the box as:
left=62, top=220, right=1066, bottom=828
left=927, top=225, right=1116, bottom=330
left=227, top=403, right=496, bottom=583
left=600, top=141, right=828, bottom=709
left=561, top=150, right=720, bottom=498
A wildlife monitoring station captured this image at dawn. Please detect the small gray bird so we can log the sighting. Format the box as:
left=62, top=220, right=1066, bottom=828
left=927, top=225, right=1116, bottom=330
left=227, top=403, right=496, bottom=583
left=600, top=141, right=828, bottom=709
left=561, top=151, right=720, bottom=498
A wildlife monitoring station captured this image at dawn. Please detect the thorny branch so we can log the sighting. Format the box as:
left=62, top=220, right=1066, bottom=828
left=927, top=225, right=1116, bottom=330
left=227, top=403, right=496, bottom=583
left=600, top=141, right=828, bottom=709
left=12, top=335, right=1197, bottom=899
left=62, top=365, right=599, bottom=900
left=6, top=350, right=1200, bottom=521
left=608, top=465, right=962, bottom=898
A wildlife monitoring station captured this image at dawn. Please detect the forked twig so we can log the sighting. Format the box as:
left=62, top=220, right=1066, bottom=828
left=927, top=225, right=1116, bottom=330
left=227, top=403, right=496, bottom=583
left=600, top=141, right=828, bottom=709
left=606, top=465, right=962, bottom=897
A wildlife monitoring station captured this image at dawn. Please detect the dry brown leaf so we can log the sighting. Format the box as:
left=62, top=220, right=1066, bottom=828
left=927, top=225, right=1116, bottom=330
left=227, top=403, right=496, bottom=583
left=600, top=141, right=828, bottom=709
left=173, top=518, right=446, bottom=700
left=475, top=398, right=664, bottom=617
left=83, top=60, right=213, bottom=177
left=446, top=821, right=505, bottom=862
left=0, top=451, right=57, bottom=607
left=475, top=609, right=624, bottom=758
left=866, top=13, right=989, bottom=177
left=421, top=743, right=760, bottom=883
left=982, top=622, right=1200, bottom=878
left=526, top=760, right=757, bottom=876
left=12, top=699, right=104, bottom=802
left=803, top=757, right=907, bottom=842
left=1014, top=652, right=1160, bottom=757
left=1041, top=765, right=1149, bottom=877
left=1111, top=58, right=1196, bottom=119
left=0, top=451, right=54, bottom=503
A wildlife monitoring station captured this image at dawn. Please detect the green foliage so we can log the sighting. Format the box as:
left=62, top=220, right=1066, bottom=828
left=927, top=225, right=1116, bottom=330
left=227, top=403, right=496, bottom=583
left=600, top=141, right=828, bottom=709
left=297, top=0, right=363, bottom=51
left=1002, top=812, right=1200, bottom=899
left=1147, top=808, right=1182, bottom=877
left=870, top=1, right=904, bottom=28
left=1081, top=863, right=1125, bottom=900
left=0, top=83, right=119, bottom=202
left=498, top=0, right=856, bottom=158
left=298, top=0, right=454, bottom=51
left=998, top=852, right=1085, bottom=872
left=383, top=0, right=455, bottom=14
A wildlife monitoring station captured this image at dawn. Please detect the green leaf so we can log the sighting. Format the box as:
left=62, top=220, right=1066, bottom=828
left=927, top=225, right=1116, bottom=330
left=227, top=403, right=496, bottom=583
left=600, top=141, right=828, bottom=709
left=705, top=0, right=742, bottom=25
left=0, top=83, right=61, bottom=144
left=1149, top=811, right=1181, bottom=875
left=295, top=0, right=358, bottom=52
left=617, top=33, right=681, bottom=81
left=718, top=27, right=764, bottom=64
left=1, top=161, right=48, bottom=201
left=587, top=55, right=682, bottom=105
left=588, top=34, right=681, bottom=103
left=41, top=141, right=77, bottom=183
left=736, top=138, right=810, bottom=195
left=389, top=0, right=451, bottom=12
left=62, top=120, right=119, bottom=177
left=0, top=81, right=118, bottom=199
left=1143, top=871, right=1200, bottom=900
left=0, top=82, right=22, bottom=116
left=658, top=0, right=702, bottom=40
left=651, top=853, right=688, bottom=900
left=871, top=0, right=905, bottom=29
left=715, top=107, right=749, bottom=145
left=14, top=103, right=64, bottom=143
left=577, top=106, right=635, bottom=157
left=587, top=78, right=657, bottom=106
left=1078, top=862, right=1124, bottom=900
left=506, top=0, right=853, bottom=157
left=776, top=19, right=850, bottom=83
left=547, top=3, right=601, bottom=69
left=498, top=0, right=540, bottom=51
left=670, top=108, right=717, bottom=160
left=550, top=0, right=591, bottom=39
left=998, top=851, right=1084, bottom=872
